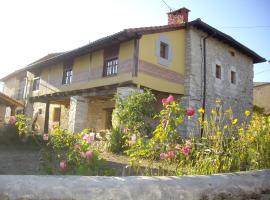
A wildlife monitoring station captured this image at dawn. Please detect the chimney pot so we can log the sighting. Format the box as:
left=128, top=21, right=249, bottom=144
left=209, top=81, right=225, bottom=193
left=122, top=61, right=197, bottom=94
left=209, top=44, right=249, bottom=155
left=168, top=7, right=190, bottom=25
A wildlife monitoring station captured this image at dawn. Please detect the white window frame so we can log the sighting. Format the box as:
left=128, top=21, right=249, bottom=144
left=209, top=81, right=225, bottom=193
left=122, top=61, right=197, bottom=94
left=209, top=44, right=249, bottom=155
left=156, top=35, right=172, bottom=66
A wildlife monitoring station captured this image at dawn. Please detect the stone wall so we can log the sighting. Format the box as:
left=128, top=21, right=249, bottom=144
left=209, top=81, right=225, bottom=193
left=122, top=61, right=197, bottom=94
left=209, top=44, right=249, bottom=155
left=68, top=96, right=89, bottom=133
left=183, top=27, right=254, bottom=134
left=0, top=170, right=269, bottom=200
left=87, top=97, right=115, bottom=131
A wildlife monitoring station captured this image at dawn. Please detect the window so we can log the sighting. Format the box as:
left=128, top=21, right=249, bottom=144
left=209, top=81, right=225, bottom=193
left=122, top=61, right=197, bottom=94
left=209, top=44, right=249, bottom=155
left=104, top=58, right=118, bottom=76
left=215, top=64, right=221, bottom=79
left=229, top=51, right=235, bottom=57
left=160, top=42, right=169, bottom=59
left=32, top=77, right=40, bottom=91
left=231, top=71, right=236, bottom=84
left=62, top=66, right=73, bottom=85
left=53, top=107, right=61, bottom=122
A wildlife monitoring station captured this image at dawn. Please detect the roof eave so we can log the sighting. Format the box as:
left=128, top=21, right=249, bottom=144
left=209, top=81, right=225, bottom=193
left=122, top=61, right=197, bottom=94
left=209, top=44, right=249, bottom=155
left=187, top=19, right=266, bottom=64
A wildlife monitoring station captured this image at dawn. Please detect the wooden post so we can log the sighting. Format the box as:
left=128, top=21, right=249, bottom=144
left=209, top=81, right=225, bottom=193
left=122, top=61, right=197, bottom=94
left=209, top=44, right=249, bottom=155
left=44, top=101, right=50, bottom=133
left=10, top=106, right=16, bottom=116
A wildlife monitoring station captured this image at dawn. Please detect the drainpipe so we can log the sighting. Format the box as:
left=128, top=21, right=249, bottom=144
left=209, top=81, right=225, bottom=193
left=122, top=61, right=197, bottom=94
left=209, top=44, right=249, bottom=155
left=200, top=32, right=216, bottom=138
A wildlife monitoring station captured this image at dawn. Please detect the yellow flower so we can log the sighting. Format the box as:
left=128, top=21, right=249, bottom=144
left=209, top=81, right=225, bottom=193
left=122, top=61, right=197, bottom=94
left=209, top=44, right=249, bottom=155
left=245, top=110, right=251, bottom=117
left=211, top=109, right=217, bottom=115
left=215, top=99, right=221, bottom=103
left=198, top=108, right=205, bottom=113
left=232, top=118, right=238, bottom=125
left=224, top=125, right=228, bottom=129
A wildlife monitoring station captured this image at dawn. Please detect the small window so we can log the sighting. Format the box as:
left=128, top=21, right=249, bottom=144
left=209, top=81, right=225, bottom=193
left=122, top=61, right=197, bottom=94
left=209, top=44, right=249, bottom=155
left=229, top=51, right=235, bottom=57
left=53, top=107, right=61, bottom=122
left=231, top=71, right=236, bottom=84
left=160, top=42, right=169, bottom=59
left=216, top=65, right=221, bottom=79
left=32, top=77, right=40, bottom=91
left=104, top=58, right=118, bottom=76
left=62, top=66, right=73, bottom=85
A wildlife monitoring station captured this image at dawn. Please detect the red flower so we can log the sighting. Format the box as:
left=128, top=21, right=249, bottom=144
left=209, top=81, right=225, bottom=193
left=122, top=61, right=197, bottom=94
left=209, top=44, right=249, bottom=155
left=85, top=150, right=93, bottom=160
left=168, top=151, right=176, bottom=159
left=166, top=95, right=174, bottom=103
left=186, top=107, right=195, bottom=117
left=161, top=95, right=175, bottom=105
left=60, top=160, right=66, bottom=171
left=160, top=152, right=169, bottom=160
left=182, top=145, right=191, bottom=156
left=8, top=116, right=16, bottom=125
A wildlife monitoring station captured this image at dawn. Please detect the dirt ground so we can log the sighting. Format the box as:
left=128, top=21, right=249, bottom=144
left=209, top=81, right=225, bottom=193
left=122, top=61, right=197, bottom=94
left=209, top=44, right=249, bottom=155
left=0, top=146, right=41, bottom=175
left=0, top=145, right=133, bottom=175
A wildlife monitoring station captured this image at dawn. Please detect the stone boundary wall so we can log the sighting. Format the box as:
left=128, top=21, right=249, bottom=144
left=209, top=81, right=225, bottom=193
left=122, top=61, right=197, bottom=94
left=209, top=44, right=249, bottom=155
left=0, top=170, right=269, bottom=200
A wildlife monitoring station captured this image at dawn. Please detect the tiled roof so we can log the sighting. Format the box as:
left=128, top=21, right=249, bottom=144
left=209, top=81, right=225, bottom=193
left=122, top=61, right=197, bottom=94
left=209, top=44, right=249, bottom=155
left=0, top=92, right=24, bottom=107
left=0, top=19, right=266, bottom=81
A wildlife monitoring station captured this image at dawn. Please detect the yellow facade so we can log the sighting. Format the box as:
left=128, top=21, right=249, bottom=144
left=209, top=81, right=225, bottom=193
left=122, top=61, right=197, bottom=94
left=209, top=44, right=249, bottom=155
left=5, top=29, right=186, bottom=99
left=139, top=30, right=185, bottom=74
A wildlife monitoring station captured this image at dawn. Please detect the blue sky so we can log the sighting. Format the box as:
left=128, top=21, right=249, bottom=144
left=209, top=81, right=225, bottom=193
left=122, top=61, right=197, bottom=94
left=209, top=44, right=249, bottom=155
left=0, top=0, right=269, bottom=82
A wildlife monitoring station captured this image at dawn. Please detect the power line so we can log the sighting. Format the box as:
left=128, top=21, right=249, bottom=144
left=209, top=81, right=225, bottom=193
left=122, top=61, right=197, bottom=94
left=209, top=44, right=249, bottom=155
left=255, top=69, right=270, bottom=75
left=161, top=0, right=173, bottom=12
left=219, top=25, right=270, bottom=29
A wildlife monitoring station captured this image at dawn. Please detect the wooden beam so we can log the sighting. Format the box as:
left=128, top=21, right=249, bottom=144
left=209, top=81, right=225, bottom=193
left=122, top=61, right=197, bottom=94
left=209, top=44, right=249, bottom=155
left=44, top=101, right=50, bottom=133
left=133, top=38, right=140, bottom=77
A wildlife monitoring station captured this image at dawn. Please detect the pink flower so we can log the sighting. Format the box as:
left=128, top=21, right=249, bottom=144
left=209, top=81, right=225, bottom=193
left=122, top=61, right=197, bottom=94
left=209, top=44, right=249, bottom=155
left=123, top=127, right=130, bottom=134
left=160, top=152, right=169, bottom=160
left=43, top=133, right=49, bottom=141
left=186, top=107, right=195, bottom=117
left=166, top=95, right=174, bottom=103
left=182, top=145, right=191, bottom=156
left=168, top=151, right=175, bottom=159
left=8, top=116, right=16, bottom=125
left=85, top=150, right=93, bottom=160
left=83, top=133, right=94, bottom=144
left=74, top=144, right=81, bottom=150
left=60, top=160, right=66, bottom=171
left=161, top=95, right=175, bottom=105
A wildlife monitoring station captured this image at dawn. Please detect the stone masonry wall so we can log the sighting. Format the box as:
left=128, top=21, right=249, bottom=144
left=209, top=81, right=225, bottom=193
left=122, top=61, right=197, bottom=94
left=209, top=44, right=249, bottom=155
left=68, top=96, right=89, bottom=133
left=183, top=27, right=254, bottom=135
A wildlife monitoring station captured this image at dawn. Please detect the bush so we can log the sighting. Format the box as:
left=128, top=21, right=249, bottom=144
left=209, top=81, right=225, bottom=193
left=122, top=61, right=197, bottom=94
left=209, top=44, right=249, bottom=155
left=108, top=127, right=125, bottom=154
left=41, top=127, right=113, bottom=175
left=125, top=95, right=270, bottom=175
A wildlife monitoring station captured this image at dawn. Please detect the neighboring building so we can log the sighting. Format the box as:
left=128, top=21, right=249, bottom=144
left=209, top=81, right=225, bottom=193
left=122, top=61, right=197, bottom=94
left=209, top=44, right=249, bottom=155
left=0, top=8, right=265, bottom=134
left=254, top=82, right=270, bottom=114
left=0, top=92, right=24, bottom=127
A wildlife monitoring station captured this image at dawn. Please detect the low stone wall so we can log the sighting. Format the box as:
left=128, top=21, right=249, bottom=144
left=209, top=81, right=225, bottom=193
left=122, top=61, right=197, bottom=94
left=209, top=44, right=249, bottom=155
left=0, top=170, right=269, bottom=200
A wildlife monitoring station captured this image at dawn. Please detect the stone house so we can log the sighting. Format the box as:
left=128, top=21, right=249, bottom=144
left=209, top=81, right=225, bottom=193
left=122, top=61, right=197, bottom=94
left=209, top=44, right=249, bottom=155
left=254, top=82, right=270, bottom=114
left=0, top=8, right=265, bottom=134
left=0, top=92, right=24, bottom=127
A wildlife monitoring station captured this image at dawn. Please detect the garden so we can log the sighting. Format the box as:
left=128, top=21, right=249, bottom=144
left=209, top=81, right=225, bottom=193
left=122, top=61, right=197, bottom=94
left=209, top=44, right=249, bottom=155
left=0, top=89, right=269, bottom=176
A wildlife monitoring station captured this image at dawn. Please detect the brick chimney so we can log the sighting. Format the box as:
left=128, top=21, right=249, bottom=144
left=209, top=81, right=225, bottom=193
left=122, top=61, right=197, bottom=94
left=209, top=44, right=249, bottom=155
left=168, top=7, right=190, bottom=25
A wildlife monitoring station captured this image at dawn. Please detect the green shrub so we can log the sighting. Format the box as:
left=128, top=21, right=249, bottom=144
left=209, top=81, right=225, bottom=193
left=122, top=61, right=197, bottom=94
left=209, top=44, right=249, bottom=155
left=108, top=127, right=125, bottom=154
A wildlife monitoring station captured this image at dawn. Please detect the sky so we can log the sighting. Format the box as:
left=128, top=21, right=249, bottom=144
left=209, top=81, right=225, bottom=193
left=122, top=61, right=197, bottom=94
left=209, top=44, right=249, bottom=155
left=0, top=0, right=269, bottom=86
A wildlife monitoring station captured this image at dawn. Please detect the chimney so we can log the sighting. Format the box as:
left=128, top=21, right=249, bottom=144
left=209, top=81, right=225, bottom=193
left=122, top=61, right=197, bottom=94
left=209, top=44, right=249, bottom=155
left=168, top=7, right=190, bottom=25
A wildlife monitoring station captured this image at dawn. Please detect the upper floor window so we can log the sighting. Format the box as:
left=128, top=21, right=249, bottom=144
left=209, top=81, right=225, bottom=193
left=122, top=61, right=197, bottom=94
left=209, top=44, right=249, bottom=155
left=156, top=35, right=172, bottom=66
left=231, top=70, right=236, bottom=84
left=32, top=77, right=40, bottom=91
left=62, top=61, right=73, bottom=85
left=215, top=64, right=221, bottom=79
left=160, top=42, right=169, bottom=59
left=104, top=58, right=118, bottom=76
